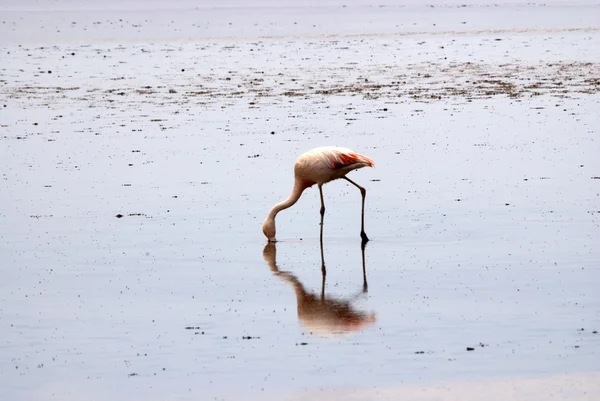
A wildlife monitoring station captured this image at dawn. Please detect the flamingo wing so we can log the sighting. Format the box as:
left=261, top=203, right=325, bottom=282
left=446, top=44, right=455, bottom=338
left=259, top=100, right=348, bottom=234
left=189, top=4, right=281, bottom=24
left=331, top=151, right=374, bottom=169
left=326, top=148, right=375, bottom=170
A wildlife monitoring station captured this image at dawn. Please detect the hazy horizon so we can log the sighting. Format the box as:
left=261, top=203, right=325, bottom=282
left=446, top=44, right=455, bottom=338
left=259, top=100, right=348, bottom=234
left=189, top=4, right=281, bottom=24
left=1, top=0, right=597, bottom=11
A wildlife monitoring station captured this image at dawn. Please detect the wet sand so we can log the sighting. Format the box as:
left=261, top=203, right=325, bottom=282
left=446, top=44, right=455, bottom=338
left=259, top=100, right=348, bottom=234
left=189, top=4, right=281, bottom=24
left=1, top=1, right=599, bottom=400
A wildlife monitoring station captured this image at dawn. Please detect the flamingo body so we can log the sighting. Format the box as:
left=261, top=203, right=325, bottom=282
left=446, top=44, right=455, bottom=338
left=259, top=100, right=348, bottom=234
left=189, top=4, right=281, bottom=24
left=294, top=146, right=374, bottom=186
left=262, top=146, right=374, bottom=242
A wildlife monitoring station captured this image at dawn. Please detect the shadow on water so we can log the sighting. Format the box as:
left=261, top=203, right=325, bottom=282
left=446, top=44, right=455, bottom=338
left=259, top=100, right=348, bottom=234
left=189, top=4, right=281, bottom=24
left=262, top=240, right=376, bottom=336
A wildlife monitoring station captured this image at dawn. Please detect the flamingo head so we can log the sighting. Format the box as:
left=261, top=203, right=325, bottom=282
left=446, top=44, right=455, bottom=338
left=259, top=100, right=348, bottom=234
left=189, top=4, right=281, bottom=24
left=262, top=217, right=276, bottom=242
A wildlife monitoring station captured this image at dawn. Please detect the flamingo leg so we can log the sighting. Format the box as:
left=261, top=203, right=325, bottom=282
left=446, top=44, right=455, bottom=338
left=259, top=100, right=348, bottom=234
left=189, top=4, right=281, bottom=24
left=319, top=225, right=326, bottom=275
left=318, top=184, right=327, bottom=279
left=343, top=177, right=369, bottom=244
left=318, top=183, right=326, bottom=243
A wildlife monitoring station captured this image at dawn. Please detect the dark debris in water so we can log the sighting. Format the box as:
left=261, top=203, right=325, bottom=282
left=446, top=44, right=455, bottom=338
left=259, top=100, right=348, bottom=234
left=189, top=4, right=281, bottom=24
left=116, top=213, right=147, bottom=218
left=465, top=343, right=487, bottom=351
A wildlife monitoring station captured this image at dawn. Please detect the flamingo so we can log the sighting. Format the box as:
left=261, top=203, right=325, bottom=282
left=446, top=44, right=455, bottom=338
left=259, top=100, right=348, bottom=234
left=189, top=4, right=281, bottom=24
left=262, top=146, right=375, bottom=243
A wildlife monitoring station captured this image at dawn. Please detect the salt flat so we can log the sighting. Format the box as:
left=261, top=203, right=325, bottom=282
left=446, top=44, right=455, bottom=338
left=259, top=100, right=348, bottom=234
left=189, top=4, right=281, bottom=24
left=1, top=1, right=599, bottom=400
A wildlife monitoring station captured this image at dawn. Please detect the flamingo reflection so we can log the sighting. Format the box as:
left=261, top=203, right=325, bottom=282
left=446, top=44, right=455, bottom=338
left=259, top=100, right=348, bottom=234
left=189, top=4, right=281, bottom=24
left=263, top=241, right=376, bottom=335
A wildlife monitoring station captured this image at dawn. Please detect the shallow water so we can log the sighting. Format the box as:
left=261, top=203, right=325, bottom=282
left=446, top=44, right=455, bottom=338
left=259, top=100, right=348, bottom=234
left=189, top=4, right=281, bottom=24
left=1, top=1, right=600, bottom=400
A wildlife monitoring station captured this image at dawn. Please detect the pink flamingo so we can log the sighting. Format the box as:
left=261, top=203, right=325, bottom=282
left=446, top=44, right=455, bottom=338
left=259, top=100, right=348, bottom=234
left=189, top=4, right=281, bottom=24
left=262, top=146, right=375, bottom=243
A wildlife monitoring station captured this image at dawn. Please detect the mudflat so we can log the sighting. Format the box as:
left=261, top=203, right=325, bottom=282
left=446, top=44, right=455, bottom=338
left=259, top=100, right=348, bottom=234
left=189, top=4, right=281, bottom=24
left=1, top=1, right=599, bottom=400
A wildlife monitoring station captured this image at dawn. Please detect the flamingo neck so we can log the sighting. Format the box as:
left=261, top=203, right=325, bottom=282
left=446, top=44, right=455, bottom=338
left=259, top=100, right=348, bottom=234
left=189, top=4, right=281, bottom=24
left=268, top=178, right=307, bottom=220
